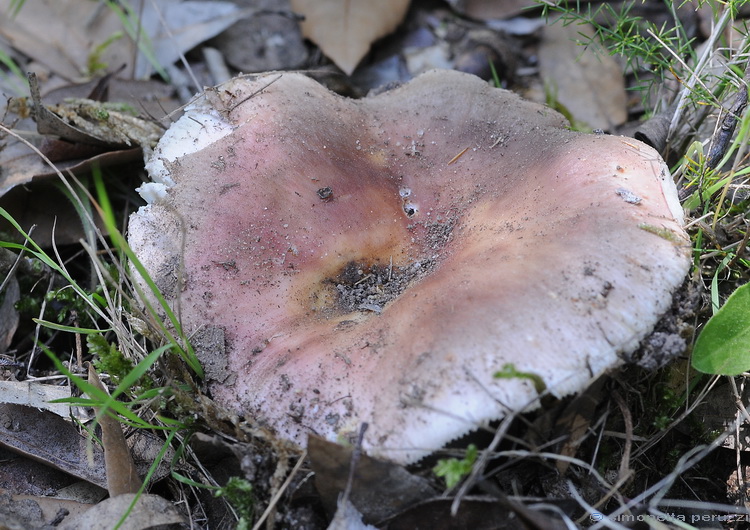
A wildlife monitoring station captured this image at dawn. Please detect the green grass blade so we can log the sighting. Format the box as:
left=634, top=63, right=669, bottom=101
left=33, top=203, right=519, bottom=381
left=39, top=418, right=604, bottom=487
left=42, top=344, right=156, bottom=429
left=32, top=319, right=109, bottom=334
left=91, top=174, right=203, bottom=377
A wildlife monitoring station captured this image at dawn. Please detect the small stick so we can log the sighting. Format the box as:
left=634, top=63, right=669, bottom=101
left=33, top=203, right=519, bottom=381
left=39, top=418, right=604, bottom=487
left=342, top=423, right=368, bottom=505
left=728, top=219, right=750, bottom=269
left=447, top=147, right=470, bottom=165
left=706, top=81, right=748, bottom=170
left=354, top=274, right=373, bottom=286
left=228, top=75, right=283, bottom=112
left=251, top=450, right=308, bottom=530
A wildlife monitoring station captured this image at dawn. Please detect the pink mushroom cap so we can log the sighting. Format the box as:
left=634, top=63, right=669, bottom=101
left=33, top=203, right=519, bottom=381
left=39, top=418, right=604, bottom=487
left=129, top=70, right=690, bottom=463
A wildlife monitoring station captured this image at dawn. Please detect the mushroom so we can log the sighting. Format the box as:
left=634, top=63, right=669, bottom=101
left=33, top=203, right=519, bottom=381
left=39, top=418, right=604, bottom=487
left=128, top=70, right=690, bottom=464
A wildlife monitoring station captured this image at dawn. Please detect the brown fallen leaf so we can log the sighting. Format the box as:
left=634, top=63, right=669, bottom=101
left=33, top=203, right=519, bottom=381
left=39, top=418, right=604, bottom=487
left=538, top=19, right=627, bottom=131
left=0, top=73, right=167, bottom=245
left=552, top=376, right=607, bottom=475
left=0, top=0, right=239, bottom=81
left=0, top=404, right=108, bottom=489
left=0, top=137, right=143, bottom=196
left=0, top=380, right=72, bottom=417
left=0, top=182, right=112, bottom=247
left=0, top=402, right=170, bottom=493
left=88, top=365, right=142, bottom=496
left=290, top=0, right=411, bottom=74
left=0, top=79, right=160, bottom=201
left=0, top=276, right=19, bottom=355
left=0, top=489, right=95, bottom=526
left=0, top=445, right=106, bottom=501
left=327, top=498, right=378, bottom=530
left=28, top=73, right=163, bottom=150
left=308, top=435, right=436, bottom=525
left=445, top=0, right=541, bottom=20
left=0, top=491, right=53, bottom=529
left=58, top=493, right=185, bottom=530
left=385, top=496, right=572, bottom=530
left=0, top=238, right=22, bottom=349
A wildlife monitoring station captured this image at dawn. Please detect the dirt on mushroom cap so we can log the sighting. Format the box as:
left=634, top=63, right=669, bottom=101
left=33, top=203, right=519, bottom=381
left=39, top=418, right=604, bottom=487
left=128, top=70, right=690, bottom=464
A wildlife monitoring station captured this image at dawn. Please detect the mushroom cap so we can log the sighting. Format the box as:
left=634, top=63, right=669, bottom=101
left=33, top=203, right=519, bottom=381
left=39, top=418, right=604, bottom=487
left=129, top=70, right=690, bottom=464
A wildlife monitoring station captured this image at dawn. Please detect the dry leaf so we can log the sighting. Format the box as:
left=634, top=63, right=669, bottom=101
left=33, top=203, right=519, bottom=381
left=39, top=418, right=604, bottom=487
left=445, top=0, right=540, bottom=19
left=0, top=445, right=101, bottom=498
left=327, top=498, right=377, bottom=530
left=0, top=183, right=112, bottom=247
left=538, top=20, right=627, bottom=131
left=0, top=75, right=176, bottom=202
left=0, top=490, right=95, bottom=526
left=0, top=491, right=54, bottom=529
left=88, top=365, right=142, bottom=496
left=0, top=380, right=72, bottom=417
left=0, top=402, right=169, bottom=493
left=58, top=493, right=185, bottom=530
left=27, top=74, right=163, bottom=149
left=0, top=277, right=19, bottom=354
left=0, top=445, right=104, bottom=527
left=213, top=0, right=308, bottom=72
left=308, top=435, right=436, bottom=524
left=0, top=404, right=108, bottom=489
left=290, top=0, right=411, bottom=74
left=0, top=0, right=238, bottom=81
left=0, top=75, right=171, bottom=245
left=552, top=376, right=606, bottom=474
left=386, top=496, right=572, bottom=530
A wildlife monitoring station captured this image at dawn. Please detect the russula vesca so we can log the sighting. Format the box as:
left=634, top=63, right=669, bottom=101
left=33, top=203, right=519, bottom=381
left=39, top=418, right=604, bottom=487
left=129, top=70, right=690, bottom=463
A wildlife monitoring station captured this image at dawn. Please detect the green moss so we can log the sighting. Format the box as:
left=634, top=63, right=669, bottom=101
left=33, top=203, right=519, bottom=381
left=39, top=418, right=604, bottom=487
left=214, top=476, right=255, bottom=528
left=89, top=335, right=133, bottom=383
left=89, top=334, right=153, bottom=391
left=637, top=223, right=683, bottom=243
left=433, top=444, right=478, bottom=489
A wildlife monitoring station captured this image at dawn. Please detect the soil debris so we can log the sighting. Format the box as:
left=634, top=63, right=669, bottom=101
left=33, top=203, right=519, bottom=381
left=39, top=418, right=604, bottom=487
left=328, top=258, right=435, bottom=315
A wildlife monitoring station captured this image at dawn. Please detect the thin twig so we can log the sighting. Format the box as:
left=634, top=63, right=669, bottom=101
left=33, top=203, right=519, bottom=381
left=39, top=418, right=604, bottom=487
left=707, top=81, right=748, bottom=170
left=227, top=74, right=283, bottom=113
left=667, top=7, right=734, bottom=141
left=251, top=450, right=308, bottom=530
left=0, top=226, right=36, bottom=295
left=447, top=147, right=470, bottom=165
left=647, top=28, right=716, bottom=105
left=611, top=391, right=633, bottom=484
left=729, top=377, right=749, bottom=505
left=148, top=0, right=201, bottom=91
left=450, top=412, right=516, bottom=516
left=633, top=374, right=723, bottom=458
left=342, top=423, right=369, bottom=504
left=710, top=66, right=750, bottom=229
left=728, top=219, right=750, bottom=269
